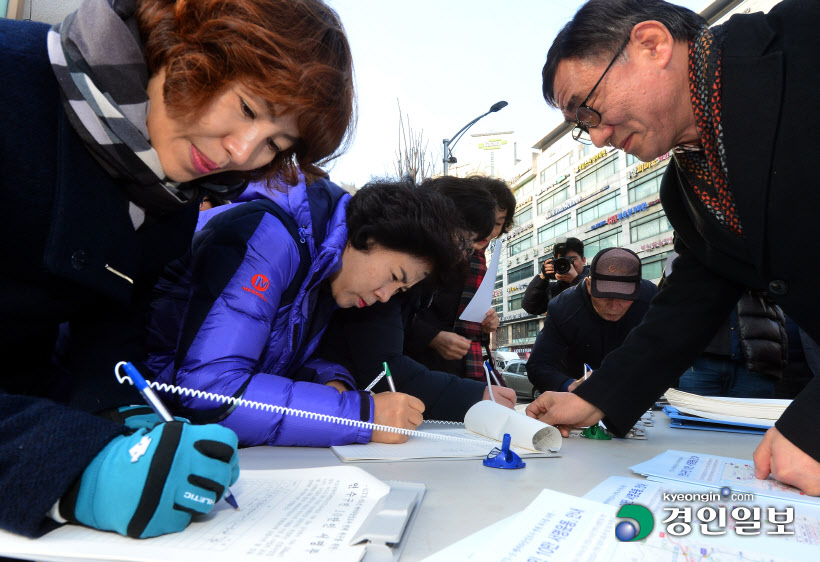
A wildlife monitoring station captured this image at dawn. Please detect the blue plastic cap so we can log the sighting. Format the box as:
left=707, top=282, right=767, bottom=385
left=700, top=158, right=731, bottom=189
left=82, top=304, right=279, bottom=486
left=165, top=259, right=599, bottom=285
left=123, top=362, right=149, bottom=391
left=483, top=433, right=526, bottom=470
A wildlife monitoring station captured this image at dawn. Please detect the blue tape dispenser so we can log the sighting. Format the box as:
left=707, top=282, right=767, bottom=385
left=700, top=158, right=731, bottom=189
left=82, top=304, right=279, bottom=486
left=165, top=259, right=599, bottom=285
left=483, top=433, right=525, bottom=469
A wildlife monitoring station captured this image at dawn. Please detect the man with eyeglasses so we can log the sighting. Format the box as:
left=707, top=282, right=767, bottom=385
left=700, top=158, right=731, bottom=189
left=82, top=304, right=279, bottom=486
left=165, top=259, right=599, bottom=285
left=526, top=0, right=820, bottom=496
left=522, top=237, right=588, bottom=315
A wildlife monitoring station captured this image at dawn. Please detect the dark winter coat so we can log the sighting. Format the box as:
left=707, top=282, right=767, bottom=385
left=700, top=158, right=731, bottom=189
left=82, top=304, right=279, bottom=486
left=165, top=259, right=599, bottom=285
left=573, top=0, right=820, bottom=464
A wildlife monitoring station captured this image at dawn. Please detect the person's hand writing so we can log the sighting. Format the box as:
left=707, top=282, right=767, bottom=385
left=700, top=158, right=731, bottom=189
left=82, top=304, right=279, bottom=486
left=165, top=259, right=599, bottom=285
left=371, top=392, right=425, bottom=443
left=525, top=392, right=603, bottom=437
left=481, top=308, right=499, bottom=334
left=429, top=331, right=471, bottom=360
left=483, top=386, right=516, bottom=409
left=753, top=427, right=820, bottom=496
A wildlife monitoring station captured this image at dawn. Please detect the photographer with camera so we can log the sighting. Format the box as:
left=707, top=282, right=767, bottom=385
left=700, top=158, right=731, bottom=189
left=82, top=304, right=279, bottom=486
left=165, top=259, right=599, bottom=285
left=521, top=237, right=589, bottom=315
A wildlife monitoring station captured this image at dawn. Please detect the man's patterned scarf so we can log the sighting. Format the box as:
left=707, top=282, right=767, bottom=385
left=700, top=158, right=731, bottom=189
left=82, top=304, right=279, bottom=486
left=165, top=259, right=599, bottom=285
left=674, top=26, right=743, bottom=236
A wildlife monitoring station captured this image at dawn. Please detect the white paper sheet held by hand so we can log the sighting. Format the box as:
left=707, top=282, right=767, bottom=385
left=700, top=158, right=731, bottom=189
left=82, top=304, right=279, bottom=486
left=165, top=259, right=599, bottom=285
left=459, top=238, right=503, bottom=322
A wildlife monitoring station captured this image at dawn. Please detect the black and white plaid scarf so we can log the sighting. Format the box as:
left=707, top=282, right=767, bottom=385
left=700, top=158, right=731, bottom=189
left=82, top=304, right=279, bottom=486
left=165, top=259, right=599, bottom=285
left=47, top=0, right=246, bottom=228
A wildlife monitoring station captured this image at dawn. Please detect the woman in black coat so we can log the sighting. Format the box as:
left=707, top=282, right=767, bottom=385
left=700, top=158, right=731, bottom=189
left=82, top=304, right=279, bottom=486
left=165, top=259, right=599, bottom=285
left=0, top=0, right=355, bottom=538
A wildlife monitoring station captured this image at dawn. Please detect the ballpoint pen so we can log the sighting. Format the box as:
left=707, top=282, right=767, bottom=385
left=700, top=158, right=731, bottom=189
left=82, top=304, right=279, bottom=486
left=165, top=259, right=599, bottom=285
left=484, top=360, right=502, bottom=386
left=482, top=361, right=496, bottom=402
left=584, top=363, right=592, bottom=381
left=121, top=362, right=239, bottom=510
left=383, top=362, right=396, bottom=392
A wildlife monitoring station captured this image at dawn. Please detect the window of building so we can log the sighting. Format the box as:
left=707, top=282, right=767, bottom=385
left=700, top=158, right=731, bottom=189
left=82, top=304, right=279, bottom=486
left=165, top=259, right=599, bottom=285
left=515, top=205, right=532, bottom=226
left=627, top=166, right=667, bottom=204
left=492, top=295, right=504, bottom=315
left=495, top=273, right=503, bottom=290
left=511, top=320, right=539, bottom=340
left=496, top=325, right=509, bottom=345
left=583, top=228, right=621, bottom=259
left=537, top=216, right=571, bottom=245
left=630, top=210, right=672, bottom=243
left=576, top=191, right=619, bottom=227
left=540, top=152, right=573, bottom=185
left=575, top=154, right=618, bottom=194
left=508, top=293, right=525, bottom=311
left=509, top=234, right=533, bottom=256
left=625, top=153, right=641, bottom=167
left=536, top=185, right=569, bottom=216
left=641, top=250, right=675, bottom=281
left=508, top=261, right=534, bottom=284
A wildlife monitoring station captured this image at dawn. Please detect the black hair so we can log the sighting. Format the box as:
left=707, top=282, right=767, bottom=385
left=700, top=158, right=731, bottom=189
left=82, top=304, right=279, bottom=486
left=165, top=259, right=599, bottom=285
left=417, top=175, right=498, bottom=242
left=345, top=180, right=464, bottom=286
left=553, top=237, right=584, bottom=259
left=541, top=0, right=706, bottom=107
left=480, top=177, right=516, bottom=235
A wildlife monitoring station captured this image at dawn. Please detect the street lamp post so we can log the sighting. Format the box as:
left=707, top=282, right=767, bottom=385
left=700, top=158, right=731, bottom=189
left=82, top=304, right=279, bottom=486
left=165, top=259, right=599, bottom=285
left=442, top=100, right=508, bottom=176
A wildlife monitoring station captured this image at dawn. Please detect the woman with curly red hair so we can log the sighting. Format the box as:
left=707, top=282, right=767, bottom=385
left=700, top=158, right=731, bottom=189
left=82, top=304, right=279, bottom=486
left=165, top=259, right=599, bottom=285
left=0, top=0, right=354, bottom=540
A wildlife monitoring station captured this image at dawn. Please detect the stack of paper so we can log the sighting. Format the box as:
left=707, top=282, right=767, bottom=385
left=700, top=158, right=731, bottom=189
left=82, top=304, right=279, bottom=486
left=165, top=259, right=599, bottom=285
left=665, top=389, right=791, bottom=427
left=630, top=449, right=820, bottom=505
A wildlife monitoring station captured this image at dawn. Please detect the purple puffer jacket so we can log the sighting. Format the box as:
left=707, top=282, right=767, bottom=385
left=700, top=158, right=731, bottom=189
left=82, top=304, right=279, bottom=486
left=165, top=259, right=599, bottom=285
left=145, top=178, right=374, bottom=447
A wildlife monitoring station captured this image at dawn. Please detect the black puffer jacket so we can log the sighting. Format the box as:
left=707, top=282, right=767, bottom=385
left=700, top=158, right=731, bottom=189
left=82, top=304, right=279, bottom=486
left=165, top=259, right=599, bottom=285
left=737, top=291, right=788, bottom=376
left=701, top=290, right=787, bottom=377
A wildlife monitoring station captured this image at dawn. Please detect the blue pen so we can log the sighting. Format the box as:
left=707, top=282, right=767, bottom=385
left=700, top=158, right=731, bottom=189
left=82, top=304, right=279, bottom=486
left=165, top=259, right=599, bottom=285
left=484, top=360, right=501, bottom=386
left=121, top=362, right=239, bottom=510
left=583, top=363, right=593, bottom=380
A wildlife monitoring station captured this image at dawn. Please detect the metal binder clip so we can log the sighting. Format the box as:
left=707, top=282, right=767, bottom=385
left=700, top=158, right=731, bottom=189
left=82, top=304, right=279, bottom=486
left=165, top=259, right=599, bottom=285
left=483, top=433, right=526, bottom=469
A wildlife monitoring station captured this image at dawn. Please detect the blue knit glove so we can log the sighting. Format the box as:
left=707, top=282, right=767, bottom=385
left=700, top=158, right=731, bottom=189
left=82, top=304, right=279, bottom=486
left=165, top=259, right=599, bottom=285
left=61, top=421, right=239, bottom=538
left=114, top=405, right=189, bottom=429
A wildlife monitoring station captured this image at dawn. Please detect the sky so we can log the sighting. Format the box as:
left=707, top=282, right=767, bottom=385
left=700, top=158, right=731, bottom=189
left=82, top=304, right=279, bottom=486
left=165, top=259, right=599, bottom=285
left=322, top=0, right=707, bottom=187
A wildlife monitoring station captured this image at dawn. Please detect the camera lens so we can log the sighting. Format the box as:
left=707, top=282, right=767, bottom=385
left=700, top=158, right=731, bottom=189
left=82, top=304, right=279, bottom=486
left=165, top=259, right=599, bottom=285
left=553, top=256, right=572, bottom=275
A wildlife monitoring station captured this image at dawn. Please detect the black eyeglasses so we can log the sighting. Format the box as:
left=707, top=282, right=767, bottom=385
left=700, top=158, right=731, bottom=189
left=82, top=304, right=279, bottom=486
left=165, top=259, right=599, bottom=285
left=571, top=38, right=630, bottom=144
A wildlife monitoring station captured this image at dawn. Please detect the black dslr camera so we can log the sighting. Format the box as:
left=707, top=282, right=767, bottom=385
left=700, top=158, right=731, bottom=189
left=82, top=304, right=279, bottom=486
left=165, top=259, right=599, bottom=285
left=545, top=240, right=572, bottom=279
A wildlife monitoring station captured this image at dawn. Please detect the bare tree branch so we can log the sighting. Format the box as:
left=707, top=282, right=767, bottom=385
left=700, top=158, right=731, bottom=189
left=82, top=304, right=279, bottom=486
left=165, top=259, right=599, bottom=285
left=393, top=100, right=435, bottom=183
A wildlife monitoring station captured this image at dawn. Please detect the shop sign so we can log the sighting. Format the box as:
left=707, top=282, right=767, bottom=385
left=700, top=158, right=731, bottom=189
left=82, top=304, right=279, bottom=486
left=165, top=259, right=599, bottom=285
left=536, top=174, right=569, bottom=195
left=499, top=310, right=535, bottom=322
left=626, top=152, right=671, bottom=179
left=507, top=223, right=534, bottom=240
left=507, top=282, right=529, bottom=293
left=544, top=184, right=611, bottom=219
left=641, top=237, right=674, bottom=251
left=589, top=198, right=661, bottom=231
left=479, top=139, right=508, bottom=150
left=576, top=148, right=609, bottom=172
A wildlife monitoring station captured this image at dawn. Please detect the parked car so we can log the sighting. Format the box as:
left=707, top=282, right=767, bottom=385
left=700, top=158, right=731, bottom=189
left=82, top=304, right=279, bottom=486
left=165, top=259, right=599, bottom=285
left=500, top=360, right=539, bottom=400
left=492, top=351, right=521, bottom=373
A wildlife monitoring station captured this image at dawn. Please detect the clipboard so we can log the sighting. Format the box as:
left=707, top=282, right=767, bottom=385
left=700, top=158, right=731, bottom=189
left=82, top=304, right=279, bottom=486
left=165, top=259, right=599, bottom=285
left=353, top=481, right=426, bottom=562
